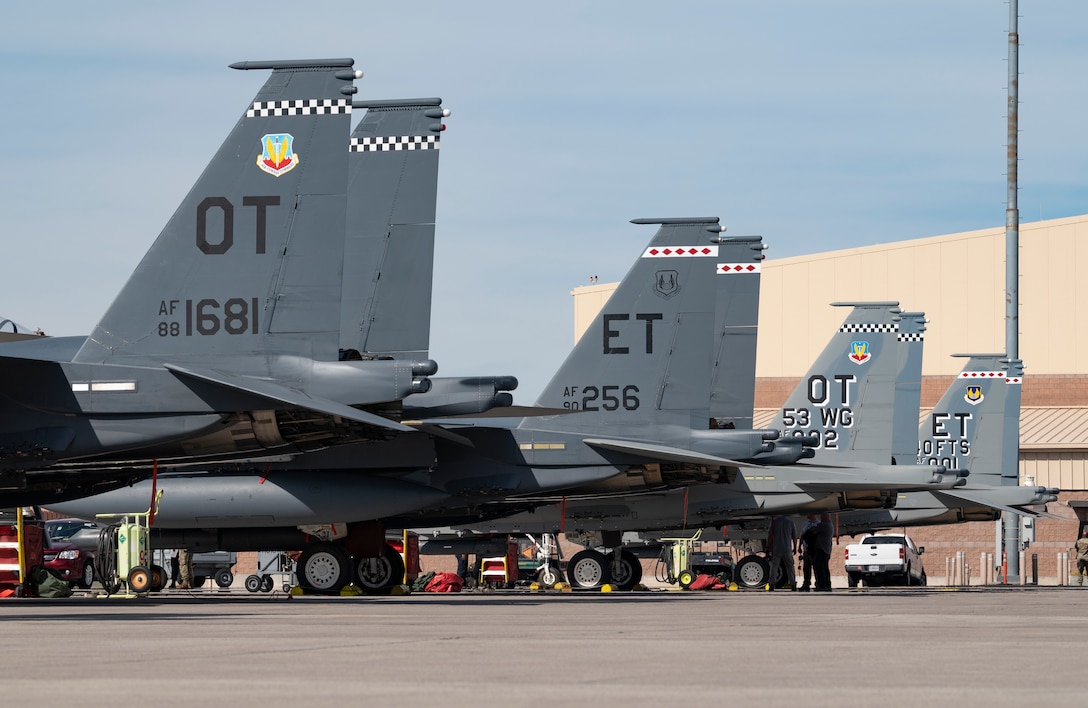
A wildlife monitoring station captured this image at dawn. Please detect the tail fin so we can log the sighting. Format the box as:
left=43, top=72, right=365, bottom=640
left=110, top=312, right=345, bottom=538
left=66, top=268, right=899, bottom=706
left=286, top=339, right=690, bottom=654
left=919, top=354, right=1023, bottom=486
left=74, top=59, right=358, bottom=368
left=891, top=312, right=926, bottom=464
left=340, top=98, right=447, bottom=358
left=772, top=302, right=908, bottom=463
left=707, top=236, right=764, bottom=429
left=533, top=218, right=763, bottom=431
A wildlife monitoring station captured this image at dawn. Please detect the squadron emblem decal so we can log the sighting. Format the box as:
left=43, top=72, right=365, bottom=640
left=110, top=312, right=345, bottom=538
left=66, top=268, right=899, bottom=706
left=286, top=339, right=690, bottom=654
left=848, top=341, right=871, bottom=365
left=964, top=385, right=984, bottom=405
left=257, top=133, right=299, bottom=177
left=653, top=270, right=680, bottom=298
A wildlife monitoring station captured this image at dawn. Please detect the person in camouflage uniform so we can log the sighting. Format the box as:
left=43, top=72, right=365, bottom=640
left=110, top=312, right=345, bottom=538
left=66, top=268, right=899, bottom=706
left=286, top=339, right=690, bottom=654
left=1076, top=528, right=1088, bottom=586
left=177, top=549, right=194, bottom=589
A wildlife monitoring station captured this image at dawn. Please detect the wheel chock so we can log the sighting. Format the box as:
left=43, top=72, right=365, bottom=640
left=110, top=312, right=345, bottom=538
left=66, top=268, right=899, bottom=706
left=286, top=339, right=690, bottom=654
left=600, top=584, right=614, bottom=592
left=727, top=582, right=739, bottom=591
left=529, top=582, right=541, bottom=592
left=555, top=582, right=571, bottom=592
left=288, top=586, right=304, bottom=596
left=389, top=584, right=411, bottom=595
left=764, top=583, right=772, bottom=591
left=339, top=585, right=363, bottom=597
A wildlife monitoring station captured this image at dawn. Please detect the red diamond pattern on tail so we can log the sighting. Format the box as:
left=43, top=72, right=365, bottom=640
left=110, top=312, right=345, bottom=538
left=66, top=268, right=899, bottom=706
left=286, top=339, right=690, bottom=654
left=641, top=245, right=719, bottom=258
left=716, top=263, right=762, bottom=274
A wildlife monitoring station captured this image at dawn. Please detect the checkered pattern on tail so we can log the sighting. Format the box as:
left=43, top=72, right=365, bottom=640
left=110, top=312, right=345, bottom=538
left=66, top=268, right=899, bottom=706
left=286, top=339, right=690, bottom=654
left=839, top=323, right=898, bottom=333
left=350, top=135, right=439, bottom=152
left=246, top=99, right=351, bottom=117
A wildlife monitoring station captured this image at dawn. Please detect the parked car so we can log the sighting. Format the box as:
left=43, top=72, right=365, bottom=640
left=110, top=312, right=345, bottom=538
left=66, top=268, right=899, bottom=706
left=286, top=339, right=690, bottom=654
left=43, top=518, right=98, bottom=589
left=844, top=532, right=926, bottom=587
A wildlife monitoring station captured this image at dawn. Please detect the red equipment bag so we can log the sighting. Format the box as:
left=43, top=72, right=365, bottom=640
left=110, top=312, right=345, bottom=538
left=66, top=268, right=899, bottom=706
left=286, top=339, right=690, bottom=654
left=424, top=572, right=464, bottom=593
left=687, top=574, right=726, bottom=591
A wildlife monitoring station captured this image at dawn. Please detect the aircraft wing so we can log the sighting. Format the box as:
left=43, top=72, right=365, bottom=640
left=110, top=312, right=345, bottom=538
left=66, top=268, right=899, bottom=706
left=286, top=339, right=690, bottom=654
left=581, top=438, right=745, bottom=467
left=164, top=364, right=416, bottom=433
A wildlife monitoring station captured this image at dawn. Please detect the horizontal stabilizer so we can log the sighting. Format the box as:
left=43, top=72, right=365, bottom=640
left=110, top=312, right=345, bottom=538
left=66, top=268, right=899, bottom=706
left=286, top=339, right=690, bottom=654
left=164, top=364, right=415, bottom=433
left=933, top=488, right=1038, bottom=516
left=582, top=438, right=742, bottom=467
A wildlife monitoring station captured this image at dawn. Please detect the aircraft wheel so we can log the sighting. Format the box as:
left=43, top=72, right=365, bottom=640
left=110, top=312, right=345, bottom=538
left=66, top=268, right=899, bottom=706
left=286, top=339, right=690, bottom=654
left=566, top=549, right=611, bottom=590
left=261, top=575, right=274, bottom=592
left=605, top=549, right=643, bottom=590
left=297, top=543, right=352, bottom=594
left=537, top=565, right=564, bottom=589
left=734, top=555, right=770, bottom=589
left=355, top=544, right=405, bottom=594
left=677, top=568, right=697, bottom=589
left=245, top=574, right=262, bottom=593
left=214, top=568, right=234, bottom=588
left=150, top=565, right=168, bottom=592
left=129, top=566, right=153, bottom=594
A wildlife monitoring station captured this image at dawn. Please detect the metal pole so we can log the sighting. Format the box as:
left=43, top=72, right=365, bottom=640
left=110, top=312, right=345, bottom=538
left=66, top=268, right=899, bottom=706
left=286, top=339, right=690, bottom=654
left=1002, top=0, right=1022, bottom=583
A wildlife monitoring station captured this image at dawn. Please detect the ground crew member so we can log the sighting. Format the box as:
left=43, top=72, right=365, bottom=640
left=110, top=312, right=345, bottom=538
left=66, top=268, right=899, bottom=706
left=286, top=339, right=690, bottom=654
left=1076, top=528, right=1088, bottom=585
left=766, top=515, right=797, bottom=591
left=798, top=514, right=818, bottom=591
left=177, top=548, right=194, bottom=589
left=813, top=513, right=835, bottom=591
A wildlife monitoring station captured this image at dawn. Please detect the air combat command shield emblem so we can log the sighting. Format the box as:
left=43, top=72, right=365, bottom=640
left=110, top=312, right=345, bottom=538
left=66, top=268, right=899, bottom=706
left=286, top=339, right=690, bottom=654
left=848, top=340, right=871, bottom=365
left=965, top=384, right=984, bottom=405
left=257, top=133, right=299, bottom=177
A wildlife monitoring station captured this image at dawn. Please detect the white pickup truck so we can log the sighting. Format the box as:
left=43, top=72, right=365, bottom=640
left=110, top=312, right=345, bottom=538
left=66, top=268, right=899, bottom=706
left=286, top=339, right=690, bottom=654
left=844, top=533, right=926, bottom=587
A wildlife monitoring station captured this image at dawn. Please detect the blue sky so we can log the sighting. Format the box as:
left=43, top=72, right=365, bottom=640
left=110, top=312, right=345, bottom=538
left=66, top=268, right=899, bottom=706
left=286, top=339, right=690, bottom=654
left=2, top=1, right=1085, bottom=403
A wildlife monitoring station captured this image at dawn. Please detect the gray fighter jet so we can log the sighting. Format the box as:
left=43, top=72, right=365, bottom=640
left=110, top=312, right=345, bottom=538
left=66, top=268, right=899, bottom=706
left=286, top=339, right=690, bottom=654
left=56, top=217, right=788, bottom=593
left=831, top=354, right=1060, bottom=535
left=0, top=60, right=455, bottom=505
left=421, top=303, right=974, bottom=588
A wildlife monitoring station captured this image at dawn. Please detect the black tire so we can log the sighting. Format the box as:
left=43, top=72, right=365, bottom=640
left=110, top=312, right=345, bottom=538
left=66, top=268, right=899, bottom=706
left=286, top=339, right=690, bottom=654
left=193, top=575, right=207, bottom=588
left=355, top=544, right=405, bottom=595
left=77, top=560, right=95, bottom=589
left=606, top=549, right=643, bottom=590
left=214, top=568, right=234, bottom=589
left=129, top=566, right=152, bottom=594
left=297, top=543, right=352, bottom=595
left=677, top=569, right=697, bottom=589
left=260, top=575, right=274, bottom=592
left=536, top=565, right=564, bottom=589
left=150, top=565, right=168, bottom=592
left=847, top=572, right=860, bottom=588
left=566, top=549, right=611, bottom=590
left=734, top=555, right=770, bottom=589
left=245, top=574, right=262, bottom=593
left=920, top=572, right=927, bottom=587
left=904, top=565, right=913, bottom=586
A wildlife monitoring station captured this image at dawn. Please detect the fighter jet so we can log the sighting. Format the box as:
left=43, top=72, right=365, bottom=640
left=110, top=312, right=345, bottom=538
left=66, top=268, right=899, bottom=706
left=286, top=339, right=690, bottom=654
left=420, top=303, right=973, bottom=588
left=56, top=218, right=788, bottom=593
left=0, top=60, right=453, bottom=505
left=831, top=354, right=1060, bottom=536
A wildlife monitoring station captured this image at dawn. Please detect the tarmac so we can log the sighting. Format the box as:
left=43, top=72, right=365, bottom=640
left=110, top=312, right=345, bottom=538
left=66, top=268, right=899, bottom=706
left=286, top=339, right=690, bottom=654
left=2, top=585, right=1086, bottom=707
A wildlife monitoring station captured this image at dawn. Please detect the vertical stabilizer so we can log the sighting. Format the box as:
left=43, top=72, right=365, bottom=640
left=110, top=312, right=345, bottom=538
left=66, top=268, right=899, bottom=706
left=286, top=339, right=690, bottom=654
left=707, top=236, right=764, bottom=429
left=341, top=98, right=446, bottom=358
left=773, top=302, right=904, bottom=463
left=75, top=59, right=357, bottom=368
left=891, top=312, right=926, bottom=464
left=533, top=218, right=763, bottom=435
left=919, top=354, right=1023, bottom=486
